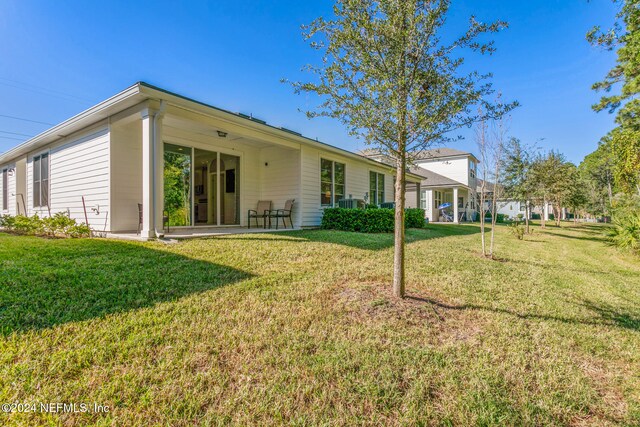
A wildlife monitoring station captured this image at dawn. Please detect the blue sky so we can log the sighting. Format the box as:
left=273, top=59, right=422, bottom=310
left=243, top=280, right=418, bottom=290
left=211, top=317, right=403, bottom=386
left=0, top=0, right=618, bottom=164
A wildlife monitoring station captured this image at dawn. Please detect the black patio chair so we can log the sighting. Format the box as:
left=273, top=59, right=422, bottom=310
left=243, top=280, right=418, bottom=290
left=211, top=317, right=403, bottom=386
left=248, top=200, right=272, bottom=229
left=268, top=199, right=295, bottom=229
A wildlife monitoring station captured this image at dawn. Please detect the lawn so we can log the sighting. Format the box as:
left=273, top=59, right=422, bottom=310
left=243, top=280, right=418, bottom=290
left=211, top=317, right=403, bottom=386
left=0, top=223, right=638, bottom=426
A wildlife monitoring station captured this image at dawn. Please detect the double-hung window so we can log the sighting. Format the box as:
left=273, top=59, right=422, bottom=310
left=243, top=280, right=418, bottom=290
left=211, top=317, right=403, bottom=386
left=321, top=158, right=345, bottom=207
left=369, top=171, right=385, bottom=205
left=434, top=190, right=442, bottom=208
left=33, top=153, right=49, bottom=208
left=470, top=161, right=476, bottom=178
left=2, top=168, right=7, bottom=211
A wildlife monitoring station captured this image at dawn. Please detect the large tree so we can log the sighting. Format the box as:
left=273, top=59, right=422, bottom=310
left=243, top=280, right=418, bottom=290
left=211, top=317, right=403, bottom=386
left=589, top=0, right=640, bottom=194
left=579, top=139, right=616, bottom=217
left=289, top=0, right=515, bottom=297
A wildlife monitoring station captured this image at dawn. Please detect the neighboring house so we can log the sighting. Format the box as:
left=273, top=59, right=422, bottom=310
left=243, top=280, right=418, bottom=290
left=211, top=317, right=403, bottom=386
left=363, top=148, right=479, bottom=223
left=0, top=82, right=423, bottom=239
left=496, top=200, right=529, bottom=219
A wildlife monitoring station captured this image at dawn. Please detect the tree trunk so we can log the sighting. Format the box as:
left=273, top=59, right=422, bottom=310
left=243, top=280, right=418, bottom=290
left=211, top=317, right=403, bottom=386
left=479, top=187, right=486, bottom=256
left=541, top=198, right=546, bottom=229
left=393, top=155, right=406, bottom=299
left=489, top=198, right=497, bottom=258
left=524, top=203, right=530, bottom=234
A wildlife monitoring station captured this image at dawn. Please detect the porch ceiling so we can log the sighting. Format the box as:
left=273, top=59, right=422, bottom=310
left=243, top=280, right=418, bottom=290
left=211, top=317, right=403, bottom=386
left=162, top=115, right=293, bottom=150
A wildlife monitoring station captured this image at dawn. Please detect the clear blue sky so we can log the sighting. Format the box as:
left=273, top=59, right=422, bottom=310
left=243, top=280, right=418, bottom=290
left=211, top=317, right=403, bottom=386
left=0, top=0, right=618, bottom=164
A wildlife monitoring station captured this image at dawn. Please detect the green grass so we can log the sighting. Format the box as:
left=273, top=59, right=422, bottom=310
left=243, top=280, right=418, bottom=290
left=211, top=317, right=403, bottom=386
left=0, top=223, right=638, bottom=426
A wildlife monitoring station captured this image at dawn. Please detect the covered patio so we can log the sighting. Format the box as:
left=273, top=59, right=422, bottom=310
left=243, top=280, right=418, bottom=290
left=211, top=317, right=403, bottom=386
left=108, top=91, right=303, bottom=239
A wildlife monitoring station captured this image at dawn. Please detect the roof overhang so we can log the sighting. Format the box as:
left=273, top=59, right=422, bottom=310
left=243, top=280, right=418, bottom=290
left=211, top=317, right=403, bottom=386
left=0, top=82, right=424, bottom=182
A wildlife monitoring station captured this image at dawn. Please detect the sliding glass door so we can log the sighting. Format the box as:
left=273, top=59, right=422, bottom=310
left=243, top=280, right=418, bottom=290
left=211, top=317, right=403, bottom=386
left=193, top=149, right=240, bottom=226
left=164, top=143, right=192, bottom=227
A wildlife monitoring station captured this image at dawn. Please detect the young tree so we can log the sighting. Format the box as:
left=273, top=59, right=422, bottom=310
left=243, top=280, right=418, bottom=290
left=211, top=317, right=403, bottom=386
left=288, top=0, right=515, bottom=297
left=475, top=109, right=506, bottom=258
left=502, top=137, right=536, bottom=233
left=475, top=115, right=490, bottom=256
left=488, top=115, right=507, bottom=256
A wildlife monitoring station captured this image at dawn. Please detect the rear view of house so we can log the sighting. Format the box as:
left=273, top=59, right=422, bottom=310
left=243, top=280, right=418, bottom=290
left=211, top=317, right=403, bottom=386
left=0, top=82, right=423, bottom=239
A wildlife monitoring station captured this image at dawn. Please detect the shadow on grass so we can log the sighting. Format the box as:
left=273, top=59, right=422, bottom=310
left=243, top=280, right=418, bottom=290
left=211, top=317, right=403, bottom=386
left=214, top=223, right=482, bottom=251
left=0, top=236, right=252, bottom=335
left=407, top=295, right=640, bottom=332
left=541, top=230, right=607, bottom=243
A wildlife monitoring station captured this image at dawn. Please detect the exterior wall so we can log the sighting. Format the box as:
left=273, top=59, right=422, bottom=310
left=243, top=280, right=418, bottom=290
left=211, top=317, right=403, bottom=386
left=0, top=162, right=17, bottom=216
left=110, top=121, right=142, bottom=232
left=300, top=145, right=397, bottom=227
left=415, top=156, right=470, bottom=186
left=26, top=126, right=110, bottom=231
left=497, top=200, right=526, bottom=219
left=259, top=146, right=301, bottom=226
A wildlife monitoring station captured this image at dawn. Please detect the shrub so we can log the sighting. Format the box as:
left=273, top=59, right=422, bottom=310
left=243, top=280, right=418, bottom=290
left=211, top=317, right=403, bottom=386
left=607, top=212, right=640, bottom=254
left=13, top=214, right=44, bottom=234
left=484, top=212, right=507, bottom=223
left=405, top=208, right=426, bottom=228
left=321, top=208, right=425, bottom=233
left=364, top=204, right=379, bottom=209
left=42, top=212, right=78, bottom=237
left=0, top=212, right=91, bottom=238
left=66, top=223, right=92, bottom=238
left=508, top=221, right=525, bottom=240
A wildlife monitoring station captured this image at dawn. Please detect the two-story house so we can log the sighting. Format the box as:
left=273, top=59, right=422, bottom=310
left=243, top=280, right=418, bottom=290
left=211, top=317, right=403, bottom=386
left=363, top=148, right=479, bottom=223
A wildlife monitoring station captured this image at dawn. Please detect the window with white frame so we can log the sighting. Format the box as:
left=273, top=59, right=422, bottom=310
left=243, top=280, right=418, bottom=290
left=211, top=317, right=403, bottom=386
left=470, top=161, right=476, bottom=178
left=369, top=171, right=385, bottom=205
left=33, top=153, right=49, bottom=208
left=434, top=190, right=442, bottom=208
left=420, top=190, right=427, bottom=209
left=321, top=158, right=345, bottom=206
left=2, top=168, right=7, bottom=211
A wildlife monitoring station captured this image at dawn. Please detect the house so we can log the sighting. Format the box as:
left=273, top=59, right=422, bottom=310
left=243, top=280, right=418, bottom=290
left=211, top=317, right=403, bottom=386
left=364, top=148, right=479, bottom=223
left=0, top=82, right=423, bottom=239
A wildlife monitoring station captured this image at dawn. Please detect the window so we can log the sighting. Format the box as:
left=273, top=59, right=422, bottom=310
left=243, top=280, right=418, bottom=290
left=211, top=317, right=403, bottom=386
left=2, top=168, right=7, bottom=211
left=470, top=161, right=476, bottom=178
left=33, top=153, right=49, bottom=208
left=458, top=197, right=464, bottom=208
left=369, top=171, right=385, bottom=205
left=420, top=190, right=427, bottom=209
left=321, top=158, right=345, bottom=206
left=434, top=190, right=442, bottom=208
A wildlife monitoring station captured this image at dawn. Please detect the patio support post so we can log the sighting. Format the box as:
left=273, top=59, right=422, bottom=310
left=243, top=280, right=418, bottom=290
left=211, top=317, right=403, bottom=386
left=140, top=107, right=165, bottom=238
left=453, top=187, right=459, bottom=224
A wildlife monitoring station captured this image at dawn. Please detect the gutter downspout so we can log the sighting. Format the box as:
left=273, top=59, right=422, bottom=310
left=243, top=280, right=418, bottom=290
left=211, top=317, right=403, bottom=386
left=152, top=100, right=166, bottom=238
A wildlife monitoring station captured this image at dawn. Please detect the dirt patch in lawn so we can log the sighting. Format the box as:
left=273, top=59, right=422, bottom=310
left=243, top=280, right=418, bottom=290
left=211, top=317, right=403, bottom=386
left=335, top=282, right=485, bottom=346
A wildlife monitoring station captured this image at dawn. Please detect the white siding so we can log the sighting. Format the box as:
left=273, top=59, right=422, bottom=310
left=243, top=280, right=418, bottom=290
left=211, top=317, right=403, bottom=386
left=110, top=122, right=142, bottom=232
left=26, top=127, right=110, bottom=231
left=0, top=163, right=17, bottom=216
left=259, top=146, right=301, bottom=226
left=415, top=156, right=470, bottom=186
left=497, top=200, right=525, bottom=219
left=300, top=145, right=396, bottom=227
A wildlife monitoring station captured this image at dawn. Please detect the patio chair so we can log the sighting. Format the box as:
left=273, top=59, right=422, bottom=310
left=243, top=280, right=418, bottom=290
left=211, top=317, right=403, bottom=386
left=268, top=199, right=295, bottom=229
left=248, top=200, right=272, bottom=229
